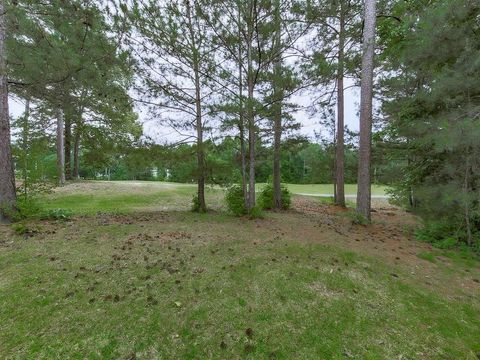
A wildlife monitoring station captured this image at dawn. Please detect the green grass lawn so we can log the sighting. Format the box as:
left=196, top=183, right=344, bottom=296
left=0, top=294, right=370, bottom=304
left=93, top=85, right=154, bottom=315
left=1, top=181, right=478, bottom=359
left=283, top=183, right=387, bottom=196
left=39, top=181, right=223, bottom=215
left=39, top=181, right=388, bottom=215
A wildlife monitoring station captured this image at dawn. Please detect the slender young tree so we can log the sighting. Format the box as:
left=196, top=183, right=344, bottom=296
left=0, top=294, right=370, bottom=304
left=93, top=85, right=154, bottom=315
left=301, top=0, right=361, bottom=207
left=0, top=0, right=16, bottom=222
left=56, top=109, right=66, bottom=186
left=123, top=0, right=215, bottom=212
left=335, top=2, right=346, bottom=207
left=272, top=0, right=283, bottom=209
left=356, top=0, right=377, bottom=220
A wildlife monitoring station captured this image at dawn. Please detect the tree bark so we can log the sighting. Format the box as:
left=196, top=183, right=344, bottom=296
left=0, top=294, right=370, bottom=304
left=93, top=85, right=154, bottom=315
left=64, top=110, right=72, bottom=181
left=272, top=0, right=283, bottom=210
left=464, top=153, right=472, bottom=246
left=21, top=99, right=30, bottom=196
left=238, top=3, right=248, bottom=210
left=0, top=0, right=16, bottom=223
left=194, top=69, right=206, bottom=212
left=56, top=110, right=66, bottom=186
left=335, top=4, right=346, bottom=207
left=73, top=123, right=81, bottom=179
left=186, top=0, right=206, bottom=212
left=246, top=9, right=256, bottom=212
left=356, top=0, right=377, bottom=221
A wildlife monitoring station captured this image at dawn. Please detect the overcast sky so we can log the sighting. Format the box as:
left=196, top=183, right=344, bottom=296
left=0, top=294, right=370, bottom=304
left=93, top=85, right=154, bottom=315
left=8, top=79, right=360, bottom=143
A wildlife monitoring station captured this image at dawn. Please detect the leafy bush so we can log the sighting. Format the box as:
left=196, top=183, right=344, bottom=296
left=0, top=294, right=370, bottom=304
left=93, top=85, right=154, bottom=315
left=191, top=194, right=201, bottom=212
left=2, top=195, right=43, bottom=222
left=414, top=220, right=473, bottom=250
left=344, top=210, right=369, bottom=225
left=259, top=183, right=291, bottom=210
left=17, top=195, right=43, bottom=219
left=249, top=205, right=264, bottom=219
left=225, top=185, right=246, bottom=216
left=39, top=208, right=73, bottom=221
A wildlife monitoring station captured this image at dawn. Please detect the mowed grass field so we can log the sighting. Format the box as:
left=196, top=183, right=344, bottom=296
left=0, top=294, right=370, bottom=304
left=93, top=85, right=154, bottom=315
left=1, top=181, right=479, bottom=359
left=38, top=181, right=387, bottom=215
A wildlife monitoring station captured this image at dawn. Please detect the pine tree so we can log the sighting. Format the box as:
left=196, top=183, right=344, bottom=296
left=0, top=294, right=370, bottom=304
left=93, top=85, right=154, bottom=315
left=0, top=0, right=16, bottom=222
left=356, top=0, right=376, bottom=221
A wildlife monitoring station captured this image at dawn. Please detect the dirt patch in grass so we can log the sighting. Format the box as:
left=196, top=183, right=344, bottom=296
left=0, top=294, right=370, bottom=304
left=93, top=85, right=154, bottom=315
left=287, top=197, right=480, bottom=297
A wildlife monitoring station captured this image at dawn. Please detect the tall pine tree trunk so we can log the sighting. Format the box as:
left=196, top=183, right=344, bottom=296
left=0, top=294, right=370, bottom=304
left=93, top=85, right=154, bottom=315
left=335, top=5, right=346, bottom=207
left=247, top=18, right=256, bottom=212
left=21, top=99, right=30, bottom=196
left=73, top=122, right=81, bottom=179
left=272, top=0, right=283, bottom=210
left=64, top=111, right=72, bottom=181
left=194, top=71, right=206, bottom=212
left=0, top=0, right=16, bottom=223
left=186, top=0, right=206, bottom=212
left=238, top=3, right=248, bottom=210
left=56, top=110, right=66, bottom=186
left=356, top=0, right=377, bottom=220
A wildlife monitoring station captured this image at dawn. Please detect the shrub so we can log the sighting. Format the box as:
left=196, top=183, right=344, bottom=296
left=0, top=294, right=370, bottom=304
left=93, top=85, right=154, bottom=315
left=40, top=208, right=73, bottom=221
left=259, top=183, right=291, bottom=210
left=2, top=195, right=43, bottom=222
left=191, top=194, right=200, bottom=212
left=191, top=194, right=207, bottom=213
left=414, top=220, right=476, bottom=250
left=225, top=185, right=247, bottom=216
left=344, top=210, right=369, bottom=225
left=249, top=205, right=264, bottom=219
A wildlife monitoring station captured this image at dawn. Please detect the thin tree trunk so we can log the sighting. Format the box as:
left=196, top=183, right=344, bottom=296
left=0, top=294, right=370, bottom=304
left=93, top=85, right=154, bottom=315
left=0, top=0, right=16, bottom=223
left=64, top=111, right=72, bottom=181
left=73, top=123, right=81, bottom=179
left=464, top=153, right=472, bottom=246
left=238, top=2, right=248, bottom=210
left=22, top=99, right=30, bottom=196
left=186, top=0, right=206, bottom=212
left=272, top=0, right=283, bottom=210
left=239, top=99, right=248, bottom=210
left=56, top=110, right=66, bottom=186
left=194, top=72, right=206, bottom=212
left=356, top=0, right=377, bottom=221
left=335, top=5, right=346, bottom=207
left=247, top=13, right=256, bottom=212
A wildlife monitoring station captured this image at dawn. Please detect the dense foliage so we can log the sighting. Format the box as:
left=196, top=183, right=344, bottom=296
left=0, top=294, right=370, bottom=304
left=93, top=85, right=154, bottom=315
left=379, top=0, right=480, bottom=248
left=225, top=185, right=247, bottom=216
left=259, top=183, right=292, bottom=210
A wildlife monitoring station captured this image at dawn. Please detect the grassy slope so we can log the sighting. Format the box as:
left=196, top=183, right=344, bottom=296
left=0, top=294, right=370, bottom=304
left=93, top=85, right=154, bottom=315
left=39, top=181, right=387, bottom=215
left=284, top=183, right=387, bottom=196
left=0, top=182, right=478, bottom=359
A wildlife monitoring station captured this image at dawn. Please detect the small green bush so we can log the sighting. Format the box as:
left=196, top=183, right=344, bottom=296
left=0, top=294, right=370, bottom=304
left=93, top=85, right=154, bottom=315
left=433, top=237, right=458, bottom=249
left=249, top=205, right=264, bottom=219
left=225, top=185, right=247, bottom=216
left=40, top=208, right=73, bottom=221
left=259, top=183, right=291, bottom=210
left=4, top=195, right=43, bottom=221
left=344, top=210, right=369, bottom=225
left=191, top=194, right=201, bottom=212
left=413, top=220, right=480, bottom=250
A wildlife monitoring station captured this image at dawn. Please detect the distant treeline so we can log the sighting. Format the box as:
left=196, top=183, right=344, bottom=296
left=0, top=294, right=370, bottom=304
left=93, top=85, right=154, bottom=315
left=13, top=136, right=368, bottom=185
